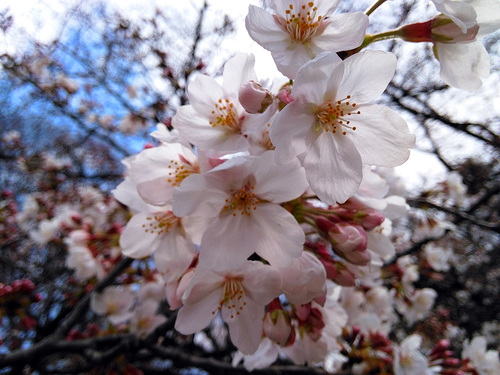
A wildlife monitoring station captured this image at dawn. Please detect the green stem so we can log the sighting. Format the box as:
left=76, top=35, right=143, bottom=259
left=365, top=0, right=390, bottom=16
left=343, top=29, right=401, bottom=57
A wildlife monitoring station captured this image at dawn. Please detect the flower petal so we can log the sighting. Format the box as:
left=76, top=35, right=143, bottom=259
left=293, top=52, right=344, bottom=104
left=199, top=203, right=304, bottom=270
left=173, top=173, right=228, bottom=217
left=436, top=41, right=489, bottom=90
left=252, top=151, right=308, bottom=203
left=222, top=53, right=258, bottom=97
left=303, top=132, right=363, bottom=204
left=348, top=104, right=415, bottom=167
left=270, top=102, right=317, bottom=165
left=337, top=50, right=397, bottom=103
left=313, top=13, right=369, bottom=51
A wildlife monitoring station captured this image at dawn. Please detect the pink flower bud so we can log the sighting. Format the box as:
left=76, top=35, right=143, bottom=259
left=294, top=303, right=311, bottom=322
left=443, top=357, right=461, bottom=366
left=276, top=85, right=294, bottom=106
left=329, top=223, right=367, bottom=253
left=354, top=208, right=385, bottom=230
left=238, top=80, right=273, bottom=114
left=431, top=15, right=479, bottom=43
left=332, top=263, right=357, bottom=286
left=263, top=309, right=292, bottom=346
left=398, top=16, right=479, bottom=44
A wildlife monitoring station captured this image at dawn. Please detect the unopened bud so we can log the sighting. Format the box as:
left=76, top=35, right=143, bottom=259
left=329, top=223, right=368, bottom=254
left=398, top=15, right=479, bottom=44
left=263, top=309, right=292, bottom=346
left=276, top=85, right=294, bottom=106
left=238, top=80, right=273, bottom=114
left=431, top=15, right=479, bottom=43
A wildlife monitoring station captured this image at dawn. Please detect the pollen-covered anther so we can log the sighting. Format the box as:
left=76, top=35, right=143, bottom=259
left=142, top=212, right=178, bottom=235
left=223, top=184, right=259, bottom=217
left=211, top=277, right=247, bottom=319
left=166, top=157, right=199, bottom=187
left=315, top=95, right=360, bottom=135
left=209, top=98, right=240, bottom=132
left=284, top=1, right=322, bottom=42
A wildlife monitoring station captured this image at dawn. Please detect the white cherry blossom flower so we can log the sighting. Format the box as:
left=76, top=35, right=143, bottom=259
left=355, top=166, right=409, bottom=220
left=115, top=143, right=199, bottom=208
left=432, top=0, right=500, bottom=89
left=462, top=336, right=500, bottom=375
left=172, top=53, right=271, bottom=154
left=393, top=334, right=439, bottom=375
left=90, top=286, right=134, bottom=325
left=271, top=50, right=415, bottom=204
left=423, top=243, right=452, bottom=271
left=403, top=288, right=438, bottom=325
left=66, top=245, right=104, bottom=281
left=173, top=150, right=308, bottom=270
left=118, top=209, right=198, bottom=281
left=245, top=0, right=369, bottom=78
left=129, top=299, right=167, bottom=337
left=175, top=261, right=282, bottom=354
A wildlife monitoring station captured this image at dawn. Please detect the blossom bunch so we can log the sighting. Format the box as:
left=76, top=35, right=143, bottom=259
left=109, top=0, right=500, bottom=372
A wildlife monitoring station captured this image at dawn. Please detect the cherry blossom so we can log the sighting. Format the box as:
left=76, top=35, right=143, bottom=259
left=245, top=0, right=368, bottom=78
left=462, top=336, right=500, bottom=374
left=175, top=261, right=281, bottom=354
left=129, top=299, right=167, bottom=337
left=172, top=53, right=270, bottom=153
left=433, top=0, right=500, bottom=89
left=393, top=334, right=440, bottom=375
left=90, top=286, right=134, bottom=325
left=271, top=50, right=415, bottom=204
left=66, top=245, right=105, bottom=281
left=173, top=151, right=308, bottom=270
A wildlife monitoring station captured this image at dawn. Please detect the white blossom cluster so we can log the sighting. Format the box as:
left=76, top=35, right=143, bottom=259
left=14, top=0, right=497, bottom=373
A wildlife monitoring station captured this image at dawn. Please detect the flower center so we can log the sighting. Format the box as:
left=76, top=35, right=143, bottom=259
left=166, top=155, right=199, bottom=187
left=212, top=277, right=247, bottom=319
left=283, top=2, right=323, bottom=43
left=315, top=95, right=360, bottom=135
left=143, top=211, right=179, bottom=235
left=210, top=98, right=240, bottom=132
left=222, top=183, right=259, bottom=217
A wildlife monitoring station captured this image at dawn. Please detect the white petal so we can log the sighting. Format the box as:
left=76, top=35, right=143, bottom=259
left=188, top=75, right=224, bottom=115
left=113, top=178, right=150, bottom=213
left=199, top=204, right=304, bottom=270
left=251, top=204, right=305, bottom=267
left=226, top=306, right=264, bottom=354
left=348, top=104, right=415, bottom=167
left=172, top=174, right=227, bottom=217
left=222, top=53, right=258, bottom=96
left=337, top=50, right=397, bottom=103
left=251, top=151, right=308, bottom=203
left=173, top=105, right=248, bottom=153
left=154, top=230, right=196, bottom=282
left=198, top=214, right=259, bottom=271
left=119, top=212, right=163, bottom=258
left=175, top=268, right=224, bottom=333
left=245, top=5, right=290, bottom=49
left=270, top=102, right=317, bottom=165
left=137, top=176, right=173, bottom=206
left=313, top=13, right=369, bottom=51
left=436, top=41, right=490, bottom=90
left=175, top=287, right=221, bottom=334
left=471, top=0, right=500, bottom=37
left=293, top=52, right=344, bottom=103
left=303, top=132, right=363, bottom=204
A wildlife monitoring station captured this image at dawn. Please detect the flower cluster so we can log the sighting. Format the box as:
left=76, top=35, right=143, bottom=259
left=109, top=0, right=500, bottom=372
